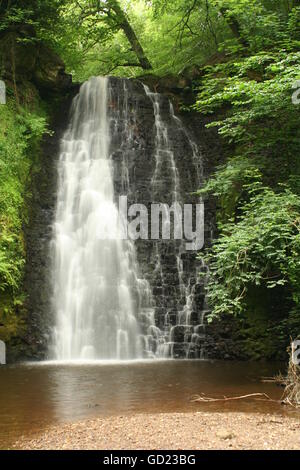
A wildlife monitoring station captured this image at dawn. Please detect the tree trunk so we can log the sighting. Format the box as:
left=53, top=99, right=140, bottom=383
left=220, top=6, right=249, bottom=48
left=109, top=0, right=152, bottom=70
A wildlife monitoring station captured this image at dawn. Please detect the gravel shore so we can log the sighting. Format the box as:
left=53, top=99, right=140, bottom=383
left=14, top=412, right=300, bottom=450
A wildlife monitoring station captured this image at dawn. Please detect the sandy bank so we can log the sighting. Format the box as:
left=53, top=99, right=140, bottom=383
left=14, top=411, right=300, bottom=450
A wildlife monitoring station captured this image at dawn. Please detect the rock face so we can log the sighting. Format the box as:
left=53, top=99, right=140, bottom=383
left=109, top=78, right=210, bottom=358
left=22, top=76, right=224, bottom=360
left=23, top=89, right=78, bottom=359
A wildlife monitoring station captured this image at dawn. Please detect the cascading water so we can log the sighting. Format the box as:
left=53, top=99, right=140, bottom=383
left=51, top=77, right=153, bottom=361
left=51, top=75, right=208, bottom=361
left=143, top=86, right=209, bottom=359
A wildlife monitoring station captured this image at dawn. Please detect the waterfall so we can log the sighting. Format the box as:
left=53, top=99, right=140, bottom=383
left=143, top=86, right=208, bottom=359
left=51, top=77, right=152, bottom=361
left=51, top=75, right=208, bottom=361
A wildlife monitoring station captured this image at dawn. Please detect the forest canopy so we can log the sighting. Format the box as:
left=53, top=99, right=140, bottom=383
left=1, top=0, right=299, bottom=80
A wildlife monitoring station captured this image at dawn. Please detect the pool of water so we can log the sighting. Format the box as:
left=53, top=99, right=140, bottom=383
left=0, top=360, right=296, bottom=449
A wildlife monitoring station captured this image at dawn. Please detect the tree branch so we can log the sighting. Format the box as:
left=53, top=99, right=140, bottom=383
left=219, top=6, right=249, bottom=48
left=107, top=0, right=152, bottom=70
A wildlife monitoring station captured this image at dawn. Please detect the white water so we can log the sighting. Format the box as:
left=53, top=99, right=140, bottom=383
left=52, top=77, right=145, bottom=361
left=51, top=76, right=206, bottom=361
left=143, top=86, right=207, bottom=359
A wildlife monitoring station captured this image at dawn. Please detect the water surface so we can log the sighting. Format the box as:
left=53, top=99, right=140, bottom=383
left=0, top=360, right=296, bottom=449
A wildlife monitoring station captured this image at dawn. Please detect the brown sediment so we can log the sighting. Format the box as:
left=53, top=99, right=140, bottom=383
left=14, top=412, right=300, bottom=450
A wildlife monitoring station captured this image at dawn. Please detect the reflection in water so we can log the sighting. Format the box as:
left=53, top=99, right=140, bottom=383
left=0, top=360, right=295, bottom=449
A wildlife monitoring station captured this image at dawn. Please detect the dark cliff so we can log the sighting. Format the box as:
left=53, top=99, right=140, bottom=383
left=20, top=75, right=226, bottom=361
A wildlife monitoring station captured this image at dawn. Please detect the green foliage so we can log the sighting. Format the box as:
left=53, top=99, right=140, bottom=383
left=199, top=157, right=262, bottom=221
left=0, top=0, right=65, bottom=35
left=27, top=0, right=227, bottom=80
left=0, top=96, right=47, bottom=340
left=2, top=1, right=300, bottom=81
left=203, top=185, right=300, bottom=319
left=195, top=3, right=300, bottom=335
left=195, top=51, right=300, bottom=145
left=195, top=49, right=300, bottom=206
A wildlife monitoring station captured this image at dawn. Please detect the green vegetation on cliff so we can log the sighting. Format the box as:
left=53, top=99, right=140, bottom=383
left=193, top=4, right=300, bottom=358
left=0, top=1, right=71, bottom=350
left=0, top=94, right=47, bottom=343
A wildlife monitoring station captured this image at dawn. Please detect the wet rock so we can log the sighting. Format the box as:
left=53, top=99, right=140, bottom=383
left=172, top=342, right=189, bottom=358
left=171, top=326, right=193, bottom=343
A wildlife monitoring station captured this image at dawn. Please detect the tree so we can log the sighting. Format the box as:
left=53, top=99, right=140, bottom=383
left=0, top=0, right=65, bottom=37
left=152, top=0, right=249, bottom=53
left=218, top=4, right=249, bottom=48
left=108, top=0, right=152, bottom=70
left=72, top=0, right=152, bottom=70
left=194, top=1, right=300, bottom=330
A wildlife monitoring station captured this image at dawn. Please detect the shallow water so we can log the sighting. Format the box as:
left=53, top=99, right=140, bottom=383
left=0, top=360, right=297, bottom=449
